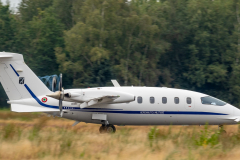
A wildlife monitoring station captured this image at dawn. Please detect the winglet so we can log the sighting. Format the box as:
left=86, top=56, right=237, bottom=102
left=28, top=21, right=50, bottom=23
left=111, top=80, right=121, bottom=87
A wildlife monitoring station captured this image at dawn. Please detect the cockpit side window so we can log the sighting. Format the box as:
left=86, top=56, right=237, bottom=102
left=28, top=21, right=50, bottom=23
left=201, top=96, right=226, bottom=106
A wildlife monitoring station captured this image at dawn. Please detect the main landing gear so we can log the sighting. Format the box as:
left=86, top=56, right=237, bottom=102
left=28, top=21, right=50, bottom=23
left=99, top=124, right=116, bottom=133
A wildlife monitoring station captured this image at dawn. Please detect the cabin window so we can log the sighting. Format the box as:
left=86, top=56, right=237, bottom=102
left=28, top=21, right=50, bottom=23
left=186, top=97, right=191, bottom=104
left=174, top=97, right=179, bottom=104
left=162, top=97, right=167, bottom=104
left=150, top=97, right=155, bottom=104
left=137, top=96, right=142, bottom=104
left=201, top=96, right=226, bottom=106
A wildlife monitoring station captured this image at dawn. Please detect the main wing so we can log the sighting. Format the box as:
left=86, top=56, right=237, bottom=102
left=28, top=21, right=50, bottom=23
left=80, top=95, right=119, bottom=108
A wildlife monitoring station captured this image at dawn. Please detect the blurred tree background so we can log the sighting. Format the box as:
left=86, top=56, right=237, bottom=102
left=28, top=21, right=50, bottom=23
left=0, top=0, right=240, bottom=107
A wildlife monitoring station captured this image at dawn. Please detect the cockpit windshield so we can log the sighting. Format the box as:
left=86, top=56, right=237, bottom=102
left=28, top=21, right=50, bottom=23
left=201, top=96, right=226, bottom=106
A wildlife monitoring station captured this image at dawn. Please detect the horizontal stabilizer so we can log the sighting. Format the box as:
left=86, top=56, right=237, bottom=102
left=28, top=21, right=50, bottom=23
left=0, top=54, right=13, bottom=58
left=11, top=104, right=59, bottom=112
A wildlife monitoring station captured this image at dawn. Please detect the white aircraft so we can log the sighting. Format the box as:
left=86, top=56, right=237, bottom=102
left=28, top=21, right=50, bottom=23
left=0, top=52, right=240, bottom=133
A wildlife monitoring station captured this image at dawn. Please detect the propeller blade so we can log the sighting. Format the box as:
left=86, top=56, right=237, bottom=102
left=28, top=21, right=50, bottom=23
left=59, top=99, right=63, bottom=117
left=59, top=73, right=63, bottom=117
left=59, top=73, right=62, bottom=92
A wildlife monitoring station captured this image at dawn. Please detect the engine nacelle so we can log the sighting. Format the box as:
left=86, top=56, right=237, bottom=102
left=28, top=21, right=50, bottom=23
left=63, top=88, right=135, bottom=104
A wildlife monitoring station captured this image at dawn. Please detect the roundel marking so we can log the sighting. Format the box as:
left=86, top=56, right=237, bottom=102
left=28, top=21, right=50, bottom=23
left=41, top=97, right=48, bottom=103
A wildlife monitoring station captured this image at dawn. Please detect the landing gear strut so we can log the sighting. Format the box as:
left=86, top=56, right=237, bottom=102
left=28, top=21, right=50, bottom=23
left=99, top=124, right=116, bottom=133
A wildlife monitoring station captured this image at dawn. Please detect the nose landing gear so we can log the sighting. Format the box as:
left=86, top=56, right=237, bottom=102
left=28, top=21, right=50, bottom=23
left=99, top=124, right=116, bottom=133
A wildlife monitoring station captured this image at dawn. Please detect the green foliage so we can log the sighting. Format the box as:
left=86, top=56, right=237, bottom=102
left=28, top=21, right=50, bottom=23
left=28, top=117, right=48, bottom=141
left=0, top=3, right=16, bottom=52
left=52, top=0, right=76, bottom=29
left=19, top=7, right=64, bottom=76
left=148, top=126, right=170, bottom=147
left=2, top=123, right=22, bottom=140
left=19, top=0, right=53, bottom=22
left=60, top=138, right=73, bottom=153
left=195, top=124, right=221, bottom=147
left=148, top=127, right=160, bottom=147
left=2, top=123, right=15, bottom=140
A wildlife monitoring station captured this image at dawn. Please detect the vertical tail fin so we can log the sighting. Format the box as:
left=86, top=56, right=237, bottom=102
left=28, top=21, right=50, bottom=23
left=0, top=52, right=52, bottom=100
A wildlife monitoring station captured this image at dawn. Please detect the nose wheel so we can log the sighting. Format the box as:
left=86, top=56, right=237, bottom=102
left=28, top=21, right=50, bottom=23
left=99, top=124, right=116, bottom=133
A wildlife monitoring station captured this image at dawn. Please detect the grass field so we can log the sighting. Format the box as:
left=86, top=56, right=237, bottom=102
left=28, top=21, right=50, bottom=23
left=0, top=110, right=240, bottom=160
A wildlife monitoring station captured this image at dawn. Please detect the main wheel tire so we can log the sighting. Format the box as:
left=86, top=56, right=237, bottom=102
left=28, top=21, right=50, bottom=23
left=106, top=125, right=116, bottom=133
left=99, top=124, right=116, bottom=133
left=99, top=126, right=106, bottom=133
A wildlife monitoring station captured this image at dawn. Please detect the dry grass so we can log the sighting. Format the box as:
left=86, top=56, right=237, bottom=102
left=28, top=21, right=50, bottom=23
left=0, top=111, right=240, bottom=159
